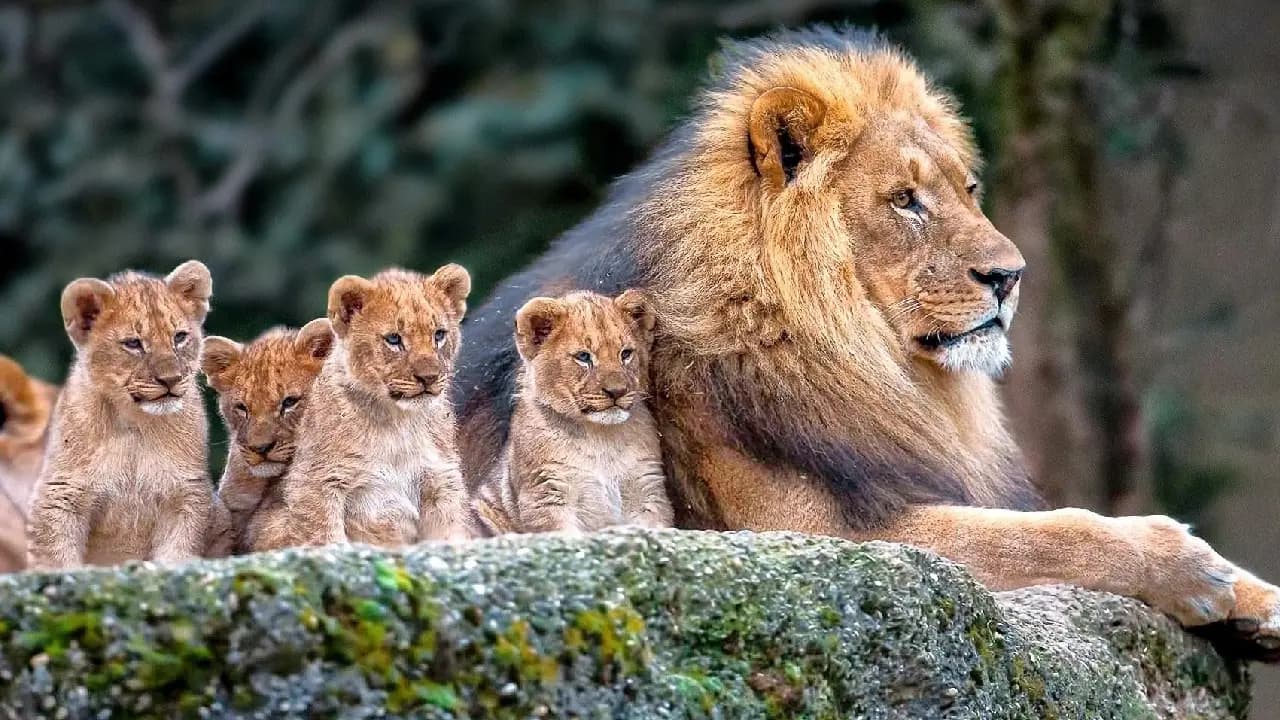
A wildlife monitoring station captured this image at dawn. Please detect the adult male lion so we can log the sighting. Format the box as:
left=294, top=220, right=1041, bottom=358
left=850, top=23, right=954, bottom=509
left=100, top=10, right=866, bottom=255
left=456, top=26, right=1280, bottom=657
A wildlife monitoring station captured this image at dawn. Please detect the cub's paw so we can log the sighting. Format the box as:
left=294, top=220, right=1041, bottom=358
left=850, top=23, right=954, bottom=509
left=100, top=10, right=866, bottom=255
left=1113, top=515, right=1237, bottom=627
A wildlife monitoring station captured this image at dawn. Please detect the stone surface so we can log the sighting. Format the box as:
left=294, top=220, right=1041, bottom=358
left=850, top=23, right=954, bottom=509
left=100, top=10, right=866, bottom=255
left=0, top=529, right=1251, bottom=719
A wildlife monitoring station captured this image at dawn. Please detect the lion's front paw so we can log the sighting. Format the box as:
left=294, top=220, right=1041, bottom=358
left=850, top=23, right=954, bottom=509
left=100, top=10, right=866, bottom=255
left=1203, top=571, right=1280, bottom=662
left=1114, top=515, right=1237, bottom=627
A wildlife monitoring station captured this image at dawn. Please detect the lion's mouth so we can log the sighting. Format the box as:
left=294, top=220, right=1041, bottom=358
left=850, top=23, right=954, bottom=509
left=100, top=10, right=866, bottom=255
left=916, top=317, right=1004, bottom=350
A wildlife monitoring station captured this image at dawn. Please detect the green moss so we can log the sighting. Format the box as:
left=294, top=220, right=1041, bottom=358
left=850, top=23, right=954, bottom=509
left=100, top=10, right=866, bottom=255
left=0, top=531, right=1250, bottom=718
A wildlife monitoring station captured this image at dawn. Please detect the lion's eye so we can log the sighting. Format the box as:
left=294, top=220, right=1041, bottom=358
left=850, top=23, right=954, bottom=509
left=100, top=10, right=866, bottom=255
left=234, top=402, right=248, bottom=417
left=620, top=348, right=634, bottom=363
left=280, top=396, right=299, bottom=412
left=434, top=328, right=447, bottom=347
left=891, top=189, right=918, bottom=210
left=173, top=331, right=189, bottom=347
left=966, top=181, right=980, bottom=196
left=573, top=351, right=593, bottom=367
left=384, top=333, right=403, bottom=349
left=121, top=338, right=143, bottom=352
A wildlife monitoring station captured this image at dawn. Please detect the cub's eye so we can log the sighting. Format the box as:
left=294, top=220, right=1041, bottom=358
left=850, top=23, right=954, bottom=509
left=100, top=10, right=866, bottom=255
left=966, top=181, right=980, bottom=196
left=280, top=396, right=299, bottom=411
left=173, top=331, right=189, bottom=347
left=620, top=348, right=635, bottom=363
left=384, top=333, right=403, bottom=349
left=234, top=402, right=248, bottom=417
left=121, top=338, right=143, bottom=352
left=890, top=189, right=918, bottom=210
left=573, top=350, right=593, bottom=367
left=433, top=328, right=447, bottom=347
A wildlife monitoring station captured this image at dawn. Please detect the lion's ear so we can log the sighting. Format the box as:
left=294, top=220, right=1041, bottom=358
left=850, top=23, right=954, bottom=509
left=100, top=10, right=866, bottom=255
left=429, top=263, right=471, bottom=320
left=201, top=337, right=243, bottom=393
left=60, top=278, right=116, bottom=347
left=748, top=87, right=827, bottom=189
left=166, top=260, right=213, bottom=323
left=514, top=297, right=565, bottom=360
left=614, top=289, right=656, bottom=342
left=327, top=275, right=373, bottom=338
left=294, top=318, right=335, bottom=365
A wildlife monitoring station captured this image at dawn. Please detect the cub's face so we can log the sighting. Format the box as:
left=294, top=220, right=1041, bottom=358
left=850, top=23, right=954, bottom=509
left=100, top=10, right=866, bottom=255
left=202, top=320, right=334, bottom=478
left=515, top=289, right=655, bottom=425
left=60, top=261, right=211, bottom=416
left=328, top=265, right=471, bottom=408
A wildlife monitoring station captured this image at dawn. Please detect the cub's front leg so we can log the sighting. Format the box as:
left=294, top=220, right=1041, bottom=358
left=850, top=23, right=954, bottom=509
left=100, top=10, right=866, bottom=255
left=26, top=471, right=91, bottom=570
left=417, top=461, right=473, bottom=542
left=516, top=468, right=585, bottom=535
left=284, top=476, right=351, bottom=547
left=151, top=477, right=214, bottom=564
left=622, top=465, right=674, bottom=529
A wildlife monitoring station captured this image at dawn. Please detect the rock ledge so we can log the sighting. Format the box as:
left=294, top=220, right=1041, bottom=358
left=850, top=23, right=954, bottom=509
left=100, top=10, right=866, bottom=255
left=0, top=529, right=1250, bottom=718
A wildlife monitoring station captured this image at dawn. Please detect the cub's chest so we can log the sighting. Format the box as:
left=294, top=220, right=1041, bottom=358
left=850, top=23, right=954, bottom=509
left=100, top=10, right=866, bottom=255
left=88, top=431, right=193, bottom=495
left=564, top=433, right=656, bottom=489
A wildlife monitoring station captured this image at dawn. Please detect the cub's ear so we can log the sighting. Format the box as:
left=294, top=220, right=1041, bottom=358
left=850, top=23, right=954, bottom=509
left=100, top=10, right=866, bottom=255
left=514, top=297, right=565, bottom=360
left=327, top=275, right=373, bottom=337
left=201, top=336, right=243, bottom=393
left=748, top=87, right=827, bottom=189
left=60, top=278, right=116, bottom=347
left=614, top=289, right=656, bottom=341
left=294, top=318, right=335, bottom=365
left=430, top=263, right=471, bottom=320
left=166, top=260, right=213, bottom=323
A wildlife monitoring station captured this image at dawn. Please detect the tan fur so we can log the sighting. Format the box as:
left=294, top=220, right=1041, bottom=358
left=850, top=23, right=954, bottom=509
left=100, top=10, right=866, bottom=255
left=27, top=261, right=214, bottom=569
left=261, top=265, right=474, bottom=550
left=473, top=290, right=671, bottom=534
left=0, top=356, right=58, bottom=572
left=201, top=319, right=334, bottom=555
left=626, top=33, right=1280, bottom=642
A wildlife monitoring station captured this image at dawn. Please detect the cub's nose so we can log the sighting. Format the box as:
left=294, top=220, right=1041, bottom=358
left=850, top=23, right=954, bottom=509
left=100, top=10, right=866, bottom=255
left=251, top=441, right=276, bottom=456
left=602, top=384, right=627, bottom=401
left=970, top=266, right=1023, bottom=303
left=415, top=373, right=441, bottom=393
left=155, top=370, right=183, bottom=391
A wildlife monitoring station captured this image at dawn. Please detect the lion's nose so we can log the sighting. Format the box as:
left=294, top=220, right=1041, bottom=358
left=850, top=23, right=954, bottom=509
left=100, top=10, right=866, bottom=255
left=251, top=441, right=275, bottom=456
left=415, top=373, right=441, bottom=392
left=602, top=383, right=627, bottom=401
left=970, top=266, right=1023, bottom=303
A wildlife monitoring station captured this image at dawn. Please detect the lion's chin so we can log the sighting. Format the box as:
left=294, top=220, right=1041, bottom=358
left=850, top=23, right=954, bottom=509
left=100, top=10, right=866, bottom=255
left=922, top=331, right=1012, bottom=376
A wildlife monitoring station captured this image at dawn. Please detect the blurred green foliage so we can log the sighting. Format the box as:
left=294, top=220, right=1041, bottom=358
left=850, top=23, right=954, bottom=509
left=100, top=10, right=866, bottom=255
left=0, top=0, right=985, bottom=378
left=0, top=0, right=1235, bottom=524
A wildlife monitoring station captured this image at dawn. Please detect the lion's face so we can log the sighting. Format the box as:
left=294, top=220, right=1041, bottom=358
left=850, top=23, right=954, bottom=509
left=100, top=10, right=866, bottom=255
left=515, top=290, right=655, bottom=425
left=839, top=119, right=1024, bottom=375
left=328, top=266, right=470, bottom=408
left=203, top=321, right=333, bottom=478
left=60, top=261, right=211, bottom=416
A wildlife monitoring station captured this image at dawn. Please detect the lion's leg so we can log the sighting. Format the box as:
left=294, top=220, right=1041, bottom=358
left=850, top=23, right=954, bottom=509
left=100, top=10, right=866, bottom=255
left=688, top=445, right=1280, bottom=641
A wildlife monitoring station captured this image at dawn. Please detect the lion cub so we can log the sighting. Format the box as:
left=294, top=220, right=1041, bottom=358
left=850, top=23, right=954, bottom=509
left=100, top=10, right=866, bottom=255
left=0, top=356, right=58, bottom=572
left=265, top=266, right=474, bottom=549
left=201, top=320, right=335, bottom=555
left=27, top=261, right=215, bottom=569
left=472, top=289, right=672, bottom=535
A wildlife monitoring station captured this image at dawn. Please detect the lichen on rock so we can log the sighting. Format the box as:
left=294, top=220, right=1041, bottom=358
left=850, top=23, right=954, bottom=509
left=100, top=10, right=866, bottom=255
left=0, top=529, right=1251, bottom=719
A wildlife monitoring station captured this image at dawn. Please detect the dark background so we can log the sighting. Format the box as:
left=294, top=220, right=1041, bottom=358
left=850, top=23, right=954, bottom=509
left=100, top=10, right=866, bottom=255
left=2, top=0, right=1278, bottom=707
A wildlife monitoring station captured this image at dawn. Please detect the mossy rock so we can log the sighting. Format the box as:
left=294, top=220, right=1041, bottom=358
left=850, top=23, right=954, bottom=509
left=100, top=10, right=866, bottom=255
left=0, top=529, right=1251, bottom=718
